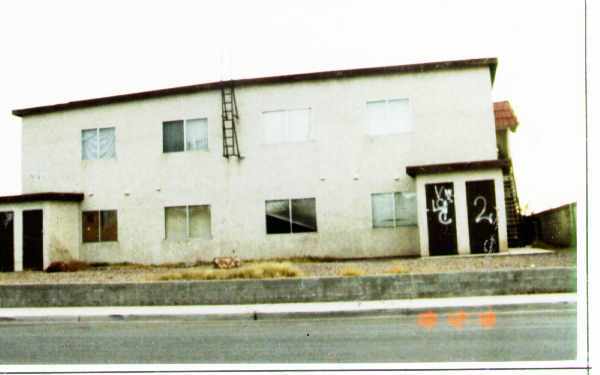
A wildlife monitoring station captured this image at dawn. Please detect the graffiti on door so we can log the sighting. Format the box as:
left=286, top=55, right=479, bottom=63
left=431, top=185, right=454, bottom=225
left=426, top=182, right=457, bottom=255
left=466, top=180, right=499, bottom=254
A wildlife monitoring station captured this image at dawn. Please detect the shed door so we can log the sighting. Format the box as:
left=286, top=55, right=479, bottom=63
left=0, top=212, right=14, bottom=272
left=425, top=182, right=458, bottom=255
left=23, top=209, right=43, bottom=271
left=466, top=180, right=499, bottom=253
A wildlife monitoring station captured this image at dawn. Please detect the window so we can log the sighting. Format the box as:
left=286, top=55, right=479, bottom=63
left=163, top=118, right=208, bottom=153
left=263, top=108, right=311, bottom=144
left=266, top=198, right=317, bottom=234
left=366, top=98, right=413, bottom=135
left=82, top=210, right=118, bottom=242
left=165, top=205, right=211, bottom=240
left=82, top=127, right=116, bottom=160
left=371, top=192, right=417, bottom=228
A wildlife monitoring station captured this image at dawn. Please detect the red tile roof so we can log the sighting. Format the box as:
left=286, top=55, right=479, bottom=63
left=494, top=101, right=519, bottom=131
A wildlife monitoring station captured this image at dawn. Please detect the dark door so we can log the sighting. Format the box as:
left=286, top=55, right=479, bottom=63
left=23, top=209, right=43, bottom=271
left=0, top=211, right=14, bottom=272
left=466, top=180, right=499, bottom=253
left=425, top=182, right=458, bottom=255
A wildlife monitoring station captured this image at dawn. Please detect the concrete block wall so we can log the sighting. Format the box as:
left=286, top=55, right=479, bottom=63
left=0, top=267, right=576, bottom=307
left=532, top=203, right=577, bottom=248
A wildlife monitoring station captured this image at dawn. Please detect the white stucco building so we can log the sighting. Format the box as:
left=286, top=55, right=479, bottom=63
left=1, top=57, right=522, bottom=271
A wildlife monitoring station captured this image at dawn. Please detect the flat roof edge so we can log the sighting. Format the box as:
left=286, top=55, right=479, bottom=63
left=12, top=57, right=497, bottom=117
left=0, top=192, right=84, bottom=204
left=406, top=159, right=510, bottom=177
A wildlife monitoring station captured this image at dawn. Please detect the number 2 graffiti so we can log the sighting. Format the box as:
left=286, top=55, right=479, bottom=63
left=473, top=196, right=495, bottom=225
left=431, top=186, right=454, bottom=225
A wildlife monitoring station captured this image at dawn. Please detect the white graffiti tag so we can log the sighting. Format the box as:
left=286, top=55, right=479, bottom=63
left=473, top=196, right=496, bottom=225
left=431, top=186, right=453, bottom=225
left=1, top=213, right=13, bottom=229
left=483, top=235, right=496, bottom=253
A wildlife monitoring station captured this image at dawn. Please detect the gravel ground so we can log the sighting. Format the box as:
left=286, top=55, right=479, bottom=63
left=0, top=249, right=576, bottom=285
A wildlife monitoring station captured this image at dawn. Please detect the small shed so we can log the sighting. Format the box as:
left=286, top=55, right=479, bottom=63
left=406, top=160, right=510, bottom=256
left=0, top=193, right=83, bottom=272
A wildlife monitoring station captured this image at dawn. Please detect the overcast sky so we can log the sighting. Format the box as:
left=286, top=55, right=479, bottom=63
left=0, top=0, right=586, bottom=213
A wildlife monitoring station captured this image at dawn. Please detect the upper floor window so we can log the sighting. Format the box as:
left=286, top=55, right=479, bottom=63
left=366, top=98, right=413, bottom=135
left=82, top=127, right=116, bottom=160
left=262, top=108, right=312, bottom=144
left=371, top=192, right=417, bottom=228
left=266, top=198, right=317, bottom=234
left=163, top=118, right=208, bottom=153
left=82, top=210, right=118, bottom=242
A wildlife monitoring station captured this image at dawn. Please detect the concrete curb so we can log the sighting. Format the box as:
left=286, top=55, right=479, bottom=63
left=254, top=301, right=576, bottom=321
left=0, top=298, right=576, bottom=324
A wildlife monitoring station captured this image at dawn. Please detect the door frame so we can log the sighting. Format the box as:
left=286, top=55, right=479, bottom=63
left=415, top=170, right=509, bottom=257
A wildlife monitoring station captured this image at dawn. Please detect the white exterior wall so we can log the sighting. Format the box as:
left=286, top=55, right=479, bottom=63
left=416, top=169, right=508, bottom=256
left=20, top=67, right=496, bottom=263
left=496, top=129, right=509, bottom=158
left=46, top=202, right=81, bottom=262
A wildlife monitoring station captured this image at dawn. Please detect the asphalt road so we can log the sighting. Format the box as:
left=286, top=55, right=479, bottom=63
left=0, top=304, right=576, bottom=364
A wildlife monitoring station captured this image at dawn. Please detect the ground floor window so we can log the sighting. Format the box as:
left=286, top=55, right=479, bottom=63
left=165, top=205, right=211, bottom=240
left=266, top=198, right=317, bottom=234
left=371, top=192, right=417, bottom=228
left=82, top=210, right=118, bottom=242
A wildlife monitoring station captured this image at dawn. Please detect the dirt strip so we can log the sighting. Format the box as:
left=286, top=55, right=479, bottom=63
left=0, top=249, right=575, bottom=285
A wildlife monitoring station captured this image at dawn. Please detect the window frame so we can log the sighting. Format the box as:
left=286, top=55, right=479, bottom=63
left=164, top=204, right=212, bottom=240
left=366, top=98, right=413, bottom=136
left=81, top=127, right=116, bottom=160
left=262, top=107, right=313, bottom=144
left=371, top=191, right=417, bottom=228
left=162, top=117, right=209, bottom=153
left=265, top=197, right=318, bottom=235
left=82, top=210, right=118, bottom=243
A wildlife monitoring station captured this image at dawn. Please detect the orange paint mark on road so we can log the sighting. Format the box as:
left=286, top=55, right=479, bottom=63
left=417, top=310, right=438, bottom=329
left=479, top=310, right=496, bottom=329
left=447, top=309, right=468, bottom=330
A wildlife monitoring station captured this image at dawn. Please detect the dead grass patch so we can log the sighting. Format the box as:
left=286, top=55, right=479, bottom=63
left=385, top=263, right=409, bottom=274
left=337, top=266, right=366, bottom=277
left=102, top=262, right=156, bottom=270
left=158, top=262, right=303, bottom=281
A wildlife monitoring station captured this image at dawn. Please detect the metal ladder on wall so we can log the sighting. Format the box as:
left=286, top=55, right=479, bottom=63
left=221, top=84, right=242, bottom=159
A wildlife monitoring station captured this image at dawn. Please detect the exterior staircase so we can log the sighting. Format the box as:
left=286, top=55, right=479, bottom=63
left=503, top=162, right=522, bottom=247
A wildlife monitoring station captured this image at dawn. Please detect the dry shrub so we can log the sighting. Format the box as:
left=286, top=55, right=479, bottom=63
left=337, top=266, right=366, bottom=277
left=159, top=262, right=303, bottom=281
left=385, top=263, right=409, bottom=274
left=89, top=262, right=110, bottom=268
left=45, top=260, right=90, bottom=273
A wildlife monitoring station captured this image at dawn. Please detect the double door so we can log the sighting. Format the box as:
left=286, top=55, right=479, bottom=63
left=425, top=180, right=499, bottom=255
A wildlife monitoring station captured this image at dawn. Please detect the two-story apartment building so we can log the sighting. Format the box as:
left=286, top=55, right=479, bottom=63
left=0, top=57, right=518, bottom=272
